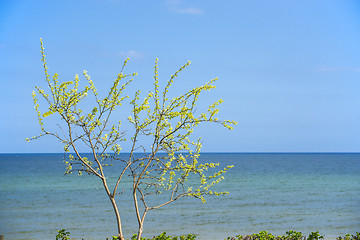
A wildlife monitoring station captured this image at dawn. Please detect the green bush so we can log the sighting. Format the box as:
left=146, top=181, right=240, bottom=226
left=110, top=232, right=196, bottom=240
left=56, top=229, right=196, bottom=240
left=226, top=230, right=324, bottom=240
left=56, top=229, right=70, bottom=240
left=308, top=231, right=324, bottom=240
left=55, top=229, right=360, bottom=240
left=284, top=230, right=304, bottom=240
left=337, top=232, right=360, bottom=240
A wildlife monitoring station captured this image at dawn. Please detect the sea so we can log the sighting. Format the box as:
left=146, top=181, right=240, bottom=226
left=0, top=153, right=359, bottom=240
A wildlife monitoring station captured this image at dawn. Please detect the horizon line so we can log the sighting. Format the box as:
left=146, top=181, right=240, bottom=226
left=1, top=151, right=359, bottom=154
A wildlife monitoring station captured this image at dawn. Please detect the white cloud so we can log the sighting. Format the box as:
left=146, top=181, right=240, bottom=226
left=174, top=7, right=203, bottom=15
left=165, top=0, right=204, bottom=15
left=118, top=50, right=145, bottom=59
left=166, top=0, right=182, bottom=4
left=99, top=49, right=145, bottom=60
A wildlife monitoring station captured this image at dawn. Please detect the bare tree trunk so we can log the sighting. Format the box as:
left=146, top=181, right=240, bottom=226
left=109, top=196, right=125, bottom=240
left=137, top=222, right=144, bottom=240
left=101, top=177, right=125, bottom=240
left=137, top=214, right=147, bottom=240
left=133, top=190, right=148, bottom=240
left=136, top=208, right=148, bottom=240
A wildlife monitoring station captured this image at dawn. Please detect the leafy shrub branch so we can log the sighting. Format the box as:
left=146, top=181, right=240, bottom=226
left=29, top=39, right=237, bottom=240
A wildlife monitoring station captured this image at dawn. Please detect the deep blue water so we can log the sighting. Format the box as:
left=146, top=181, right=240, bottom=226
left=0, top=153, right=359, bottom=239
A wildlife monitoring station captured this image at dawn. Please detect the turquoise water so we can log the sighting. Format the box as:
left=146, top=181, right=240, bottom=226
left=0, top=153, right=359, bottom=239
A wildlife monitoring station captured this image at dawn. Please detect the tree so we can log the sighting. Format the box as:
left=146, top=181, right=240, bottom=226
left=28, top=39, right=237, bottom=240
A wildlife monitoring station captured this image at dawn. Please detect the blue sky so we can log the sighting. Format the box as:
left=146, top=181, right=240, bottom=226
left=1, top=0, right=359, bottom=153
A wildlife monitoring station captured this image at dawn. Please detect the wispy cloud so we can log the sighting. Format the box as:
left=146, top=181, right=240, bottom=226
left=317, top=66, right=360, bottom=72
left=118, top=50, right=145, bottom=59
left=166, top=0, right=182, bottom=4
left=174, top=7, right=203, bottom=14
left=166, top=0, right=204, bottom=15
left=75, top=44, right=145, bottom=60
left=100, top=49, right=145, bottom=60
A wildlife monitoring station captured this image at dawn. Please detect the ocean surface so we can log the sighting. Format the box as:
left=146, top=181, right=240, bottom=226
left=0, top=153, right=359, bottom=240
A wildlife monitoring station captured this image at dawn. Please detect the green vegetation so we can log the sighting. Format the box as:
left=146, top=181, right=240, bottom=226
left=227, top=230, right=324, bottom=240
left=337, top=233, right=360, bottom=240
left=55, top=229, right=70, bottom=240
left=30, top=39, right=236, bottom=240
left=109, top=232, right=196, bottom=240
left=54, top=229, right=360, bottom=240
left=227, top=231, right=360, bottom=240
